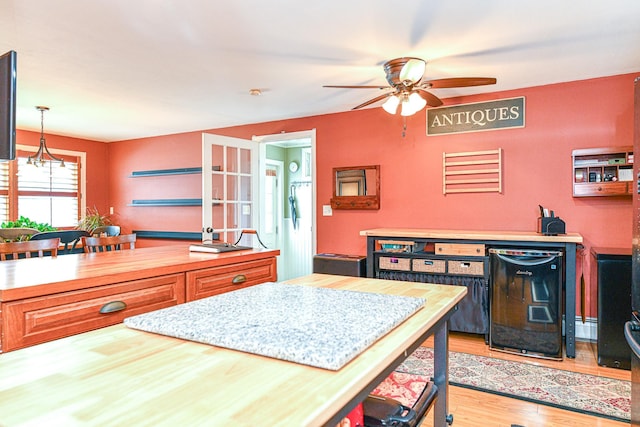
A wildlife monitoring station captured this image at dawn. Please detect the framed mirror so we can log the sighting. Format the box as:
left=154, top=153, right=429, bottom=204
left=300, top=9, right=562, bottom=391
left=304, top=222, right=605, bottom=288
left=330, top=165, right=380, bottom=210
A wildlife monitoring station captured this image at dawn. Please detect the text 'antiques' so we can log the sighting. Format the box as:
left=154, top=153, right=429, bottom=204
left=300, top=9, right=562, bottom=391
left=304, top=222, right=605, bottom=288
left=427, top=97, right=525, bottom=136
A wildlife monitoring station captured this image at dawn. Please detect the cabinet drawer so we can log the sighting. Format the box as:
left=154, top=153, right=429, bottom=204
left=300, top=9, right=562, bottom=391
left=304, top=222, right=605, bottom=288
left=378, top=256, right=411, bottom=271
left=573, top=182, right=628, bottom=197
left=2, top=274, right=185, bottom=352
left=412, top=258, right=446, bottom=273
left=186, top=257, right=277, bottom=301
left=447, top=260, right=485, bottom=276
left=436, top=243, right=485, bottom=256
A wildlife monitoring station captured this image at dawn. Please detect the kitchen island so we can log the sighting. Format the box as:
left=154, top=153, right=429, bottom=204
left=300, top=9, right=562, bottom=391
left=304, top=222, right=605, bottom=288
left=0, top=273, right=465, bottom=427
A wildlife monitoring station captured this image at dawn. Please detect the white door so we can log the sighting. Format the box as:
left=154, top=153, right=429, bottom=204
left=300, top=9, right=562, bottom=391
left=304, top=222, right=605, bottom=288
left=202, top=133, right=258, bottom=245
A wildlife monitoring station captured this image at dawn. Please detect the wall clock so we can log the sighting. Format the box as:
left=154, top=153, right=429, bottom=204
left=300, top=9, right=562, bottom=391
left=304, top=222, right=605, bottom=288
left=289, top=161, right=299, bottom=172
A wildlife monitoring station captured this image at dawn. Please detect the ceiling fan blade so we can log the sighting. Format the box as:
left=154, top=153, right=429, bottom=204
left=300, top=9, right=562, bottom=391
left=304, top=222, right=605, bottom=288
left=416, top=89, right=443, bottom=107
left=424, top=77, right=497, bottom=89
left=352, top=93, right=393, bottom=110
left=323, top=85, right=389, bottom=89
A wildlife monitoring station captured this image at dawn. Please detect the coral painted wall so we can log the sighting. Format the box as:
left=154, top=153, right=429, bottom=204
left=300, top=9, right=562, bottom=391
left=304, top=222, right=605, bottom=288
left=106, top=73, right=637, bottom=318
left=107, top=131, right=204, bottom=246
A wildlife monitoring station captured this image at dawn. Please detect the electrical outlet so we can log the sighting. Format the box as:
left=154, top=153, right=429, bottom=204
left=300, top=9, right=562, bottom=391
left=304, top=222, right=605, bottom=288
left=109, top=206, right=114, bottom=215
left=322, top=205, right=332, bottom=216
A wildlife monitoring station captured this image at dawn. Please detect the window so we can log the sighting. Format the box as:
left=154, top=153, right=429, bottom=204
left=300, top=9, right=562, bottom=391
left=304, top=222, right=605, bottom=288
left=0, top=146, right=85, bottom=228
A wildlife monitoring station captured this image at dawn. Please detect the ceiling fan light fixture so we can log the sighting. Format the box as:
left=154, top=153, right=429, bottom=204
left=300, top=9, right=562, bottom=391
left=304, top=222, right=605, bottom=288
left=382, top=95, right=400, bottom=114
left=399, top=58, right=426, bottom=85
left=398, top=92, right=427, bottom=116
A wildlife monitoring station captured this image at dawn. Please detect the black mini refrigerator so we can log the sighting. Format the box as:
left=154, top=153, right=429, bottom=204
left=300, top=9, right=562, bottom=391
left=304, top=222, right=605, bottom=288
left=489, top=248, right=564, bottom=360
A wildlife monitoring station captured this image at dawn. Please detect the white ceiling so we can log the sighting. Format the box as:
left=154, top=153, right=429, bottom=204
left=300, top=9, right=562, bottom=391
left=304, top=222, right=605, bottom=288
left=2, top=0, right=639, bottom=142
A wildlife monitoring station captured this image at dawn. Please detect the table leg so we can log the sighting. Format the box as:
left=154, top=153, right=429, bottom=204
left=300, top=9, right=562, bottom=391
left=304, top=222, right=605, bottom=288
left=433, top=320, right=453, bottom=426
left=565, top=242, right=577, bottom=358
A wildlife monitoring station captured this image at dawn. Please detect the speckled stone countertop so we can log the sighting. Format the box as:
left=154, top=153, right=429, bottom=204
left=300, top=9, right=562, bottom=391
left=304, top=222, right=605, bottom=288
left=124, top=282, right=425, bottom=370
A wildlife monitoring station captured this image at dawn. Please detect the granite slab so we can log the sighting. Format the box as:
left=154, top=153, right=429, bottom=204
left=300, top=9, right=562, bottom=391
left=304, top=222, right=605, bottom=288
left=124, top=282, right=425, bottom=370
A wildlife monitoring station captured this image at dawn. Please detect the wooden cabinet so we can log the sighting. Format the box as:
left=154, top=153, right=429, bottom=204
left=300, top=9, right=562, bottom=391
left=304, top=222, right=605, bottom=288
left=186, top=257, right=277, bottom=301
left=2, top=274, right=185, bottom=352
left=572, top=147, right=633, bottom=197
left=0, top=245, right=280, bottom=353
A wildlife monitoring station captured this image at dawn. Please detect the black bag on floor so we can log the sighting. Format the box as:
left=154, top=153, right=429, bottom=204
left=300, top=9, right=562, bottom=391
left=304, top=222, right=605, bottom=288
left=363, top=381, right=437, bottom=427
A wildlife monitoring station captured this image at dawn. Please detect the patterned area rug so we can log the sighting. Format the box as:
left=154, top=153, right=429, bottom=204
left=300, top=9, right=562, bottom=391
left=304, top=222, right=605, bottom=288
left=372, top=347, right=630, bottom=423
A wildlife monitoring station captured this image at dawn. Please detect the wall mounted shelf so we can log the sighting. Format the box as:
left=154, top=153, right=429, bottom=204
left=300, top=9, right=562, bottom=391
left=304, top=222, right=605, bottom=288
left=572, top=146, right=633, bottom=197
left=130, top=167, right=202, bottom=177
left=129, top=199, right=202, bottom=207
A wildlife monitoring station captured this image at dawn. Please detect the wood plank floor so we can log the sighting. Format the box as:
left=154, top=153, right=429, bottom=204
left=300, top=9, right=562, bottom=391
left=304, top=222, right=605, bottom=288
left=419, top=333, right=631, bottom=427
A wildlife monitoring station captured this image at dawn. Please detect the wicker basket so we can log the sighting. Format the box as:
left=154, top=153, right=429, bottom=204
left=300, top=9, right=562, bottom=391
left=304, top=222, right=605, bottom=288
left=447, top=260, right=484, bottom=276
left=412, top=258, right=446, bottom=273
left=379, top=256, right=411, bottom=271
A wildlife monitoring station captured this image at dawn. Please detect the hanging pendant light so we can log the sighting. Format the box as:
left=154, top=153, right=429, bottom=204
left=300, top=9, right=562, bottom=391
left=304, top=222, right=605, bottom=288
left=27, top=106, right=65, bottom=167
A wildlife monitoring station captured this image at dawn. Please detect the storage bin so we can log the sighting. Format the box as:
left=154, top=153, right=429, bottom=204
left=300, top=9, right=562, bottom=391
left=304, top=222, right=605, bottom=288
left=447, top=260, right=484, bottom=276
left=379, top=256, right=411, bottom=271
left=313, top=253, right=366, bottom=277
left=412, top=258, right=446, bottom=273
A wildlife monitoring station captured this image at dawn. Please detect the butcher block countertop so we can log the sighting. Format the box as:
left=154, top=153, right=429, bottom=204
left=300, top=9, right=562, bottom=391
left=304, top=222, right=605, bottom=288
left=0, top=274, right=465, bottom=427
left=360, top=227, right=584, bottom=244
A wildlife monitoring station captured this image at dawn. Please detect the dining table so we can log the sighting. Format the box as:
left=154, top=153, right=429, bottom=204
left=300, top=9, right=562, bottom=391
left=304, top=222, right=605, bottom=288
left=0, top=273, right=466, bottom=426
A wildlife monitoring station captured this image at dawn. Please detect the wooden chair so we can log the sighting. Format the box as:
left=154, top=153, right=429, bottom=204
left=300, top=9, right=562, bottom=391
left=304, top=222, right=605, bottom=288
left=30, top=230, right=91, bottom=255
left=91, top=225, right=121, bottom=237
left=82, top=234, right=136, bottom=253
left=0, top=238, right=61, bottom=261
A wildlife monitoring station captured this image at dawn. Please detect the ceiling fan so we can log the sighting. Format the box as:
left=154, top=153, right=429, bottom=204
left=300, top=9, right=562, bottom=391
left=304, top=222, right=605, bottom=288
left=324, top=57, right=497, bottom=116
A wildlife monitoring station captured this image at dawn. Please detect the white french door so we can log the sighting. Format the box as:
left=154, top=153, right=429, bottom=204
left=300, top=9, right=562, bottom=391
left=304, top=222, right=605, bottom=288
left=201, top=133, right=258, bottom=245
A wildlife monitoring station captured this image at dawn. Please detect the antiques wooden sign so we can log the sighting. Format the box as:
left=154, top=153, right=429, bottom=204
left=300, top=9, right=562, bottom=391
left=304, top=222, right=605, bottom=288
left=427, top=97, right=525, bottom=136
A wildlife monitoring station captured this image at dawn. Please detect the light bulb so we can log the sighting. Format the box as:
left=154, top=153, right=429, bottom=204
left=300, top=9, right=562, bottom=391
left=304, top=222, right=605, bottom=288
left=382, top=95, right=400, bottom=114
left=408, top=92, right=427, bottom=112
left=400, top=99, right=416, bottom=116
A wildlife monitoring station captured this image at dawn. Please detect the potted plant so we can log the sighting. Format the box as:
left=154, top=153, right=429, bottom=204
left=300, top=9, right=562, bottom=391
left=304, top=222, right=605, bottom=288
left=76, top=207, right=114, bottom=235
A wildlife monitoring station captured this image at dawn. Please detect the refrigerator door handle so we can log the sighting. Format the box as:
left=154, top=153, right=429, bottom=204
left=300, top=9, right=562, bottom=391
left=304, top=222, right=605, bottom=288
left=494, top=252, right=559, bottom=267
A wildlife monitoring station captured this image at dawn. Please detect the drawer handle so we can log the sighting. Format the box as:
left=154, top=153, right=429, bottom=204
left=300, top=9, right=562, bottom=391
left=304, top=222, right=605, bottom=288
left=460, top=262, right=471, bottom=268
left=99, top=301, right=127, bottom=314
left=232, top=274, right=247, bottom=284
left=423, top=260, right=434, bottom=265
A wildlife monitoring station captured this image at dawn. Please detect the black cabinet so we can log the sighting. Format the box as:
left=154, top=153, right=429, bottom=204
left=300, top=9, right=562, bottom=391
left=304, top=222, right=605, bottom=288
left=591, top=247, right=632, bottom=370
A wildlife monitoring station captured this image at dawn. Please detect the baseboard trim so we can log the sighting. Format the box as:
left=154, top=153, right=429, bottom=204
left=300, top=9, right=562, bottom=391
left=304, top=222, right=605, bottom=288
left=573, top=316, right=597, bottom=341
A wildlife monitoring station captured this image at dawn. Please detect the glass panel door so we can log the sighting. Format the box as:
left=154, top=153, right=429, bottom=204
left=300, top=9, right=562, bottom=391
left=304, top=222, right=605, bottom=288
left=202, top=133, right=258, bottom=244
